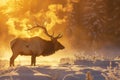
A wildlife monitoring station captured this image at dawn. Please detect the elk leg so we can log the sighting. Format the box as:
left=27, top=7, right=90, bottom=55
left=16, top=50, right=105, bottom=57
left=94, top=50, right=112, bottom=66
left=31, top=56, right=34, bottom=66
left=10, top=54, right=18, bottom=67
left=31, top=55, right=36, bottom=66
left=33, top=56, right=36, bottom=66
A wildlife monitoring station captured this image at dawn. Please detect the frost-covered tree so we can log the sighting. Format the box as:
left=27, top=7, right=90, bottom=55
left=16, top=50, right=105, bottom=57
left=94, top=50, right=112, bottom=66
left=62, top=0, right=120, bottom=54
left=80, top=0, right=107, bottom=53
left=106, top=0, right=120, bottom=46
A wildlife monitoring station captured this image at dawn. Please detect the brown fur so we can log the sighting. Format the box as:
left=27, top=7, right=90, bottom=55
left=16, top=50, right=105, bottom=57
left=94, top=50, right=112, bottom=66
left=10, top=36, right=64, bottom=66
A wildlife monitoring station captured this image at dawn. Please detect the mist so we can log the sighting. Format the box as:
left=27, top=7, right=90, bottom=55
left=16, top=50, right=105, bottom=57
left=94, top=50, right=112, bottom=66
left=0, top=0, right=120, bottom=59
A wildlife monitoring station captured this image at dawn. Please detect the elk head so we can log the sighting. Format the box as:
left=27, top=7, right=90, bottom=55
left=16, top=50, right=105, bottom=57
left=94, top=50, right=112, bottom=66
left=51, top=34, right=65, bottom=51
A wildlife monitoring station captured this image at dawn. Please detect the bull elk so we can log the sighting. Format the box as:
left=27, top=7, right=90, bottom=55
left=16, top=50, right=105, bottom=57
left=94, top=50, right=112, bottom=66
left=10, top=24, right=65, bottom=66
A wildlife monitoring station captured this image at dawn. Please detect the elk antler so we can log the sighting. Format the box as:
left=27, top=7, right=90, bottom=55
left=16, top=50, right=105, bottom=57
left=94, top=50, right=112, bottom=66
left=27, top=23, right=54, bottom=39
left=55, top=34, right=63, bottom=39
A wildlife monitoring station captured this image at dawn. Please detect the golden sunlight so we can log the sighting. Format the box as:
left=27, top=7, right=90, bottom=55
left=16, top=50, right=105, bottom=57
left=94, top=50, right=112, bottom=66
left=0, top=0, right=9, bottom=7
left=0, top=0, right=76, bottom=66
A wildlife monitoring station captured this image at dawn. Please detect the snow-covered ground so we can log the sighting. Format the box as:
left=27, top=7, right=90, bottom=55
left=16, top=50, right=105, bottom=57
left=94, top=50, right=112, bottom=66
left=0, top=60, right=120, bottom=80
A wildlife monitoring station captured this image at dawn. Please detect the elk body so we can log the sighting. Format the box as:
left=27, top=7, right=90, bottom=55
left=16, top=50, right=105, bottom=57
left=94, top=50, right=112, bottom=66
left=10, top=25, right=65, bottom=66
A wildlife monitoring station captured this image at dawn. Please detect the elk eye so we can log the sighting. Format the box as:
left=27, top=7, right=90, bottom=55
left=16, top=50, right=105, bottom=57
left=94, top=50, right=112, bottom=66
left=26, top=45, right=29, bottom=48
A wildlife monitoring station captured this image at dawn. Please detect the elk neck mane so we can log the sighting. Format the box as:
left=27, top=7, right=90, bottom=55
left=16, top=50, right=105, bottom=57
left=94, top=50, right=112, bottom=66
left=29, top=36, right=56, bottom=56
left=41, top=40, right=55, bottom=56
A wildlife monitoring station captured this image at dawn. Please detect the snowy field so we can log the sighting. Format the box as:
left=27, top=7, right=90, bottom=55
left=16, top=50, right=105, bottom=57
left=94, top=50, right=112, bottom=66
left=0, top=59, right=120, bottom=80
